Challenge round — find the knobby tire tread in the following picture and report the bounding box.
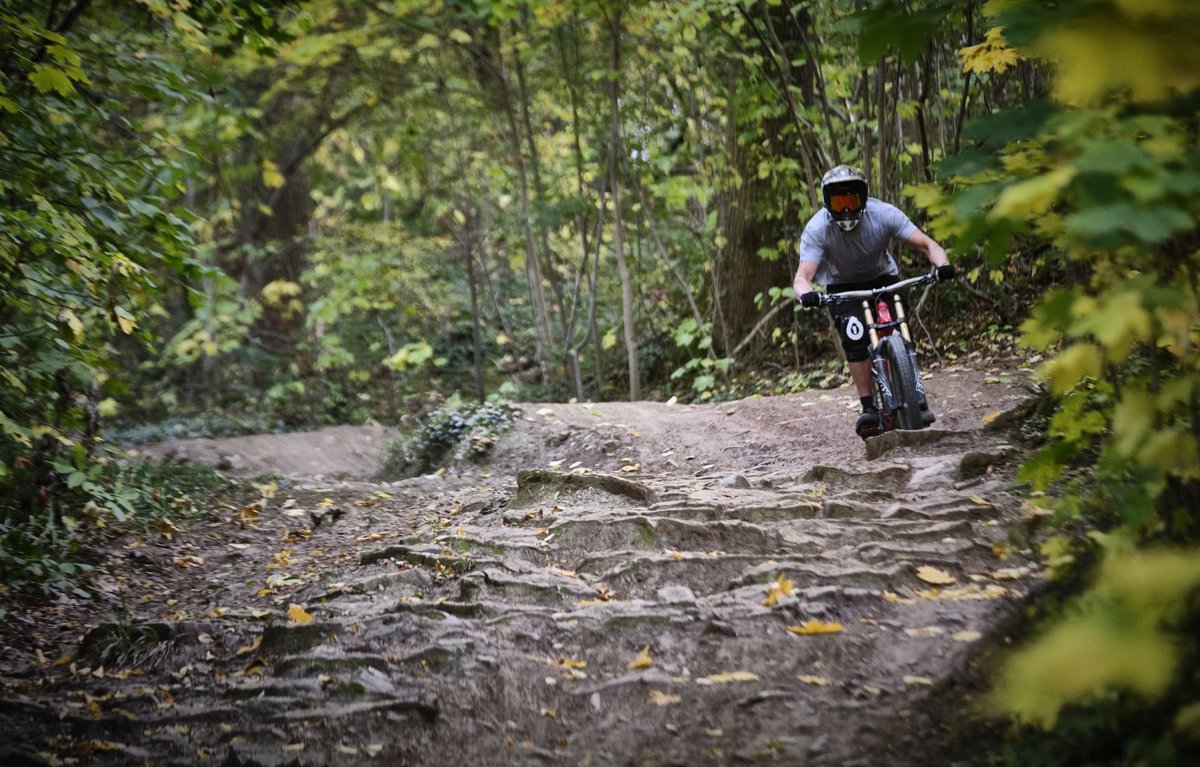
[880,336,923,430]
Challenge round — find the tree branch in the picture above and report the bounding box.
[732,296,795,358]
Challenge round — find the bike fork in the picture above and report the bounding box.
[864,299,897,414]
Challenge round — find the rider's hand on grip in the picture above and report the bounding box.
[800,291,822,308]
[935,263,956,282]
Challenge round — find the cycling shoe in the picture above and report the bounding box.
[855,410,881,440]
[921,408,936,426]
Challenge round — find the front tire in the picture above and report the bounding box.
[880,336,923,430]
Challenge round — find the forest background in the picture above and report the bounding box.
[2,0,1200,761]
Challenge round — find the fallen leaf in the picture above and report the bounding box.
[288,604,314,624]
[883,591,915,604]
[627,645,653,670]
[969,494,994,507]
[335,744,358,756]
[762,572,795,607]
[981,411,1002,425]
[648,690,681,705]
[788,620,843,636]
[989,567,1028,581]
[173,555,204,569]
[158,519,180,537]
[283,743,305,752]
[903,675,933,687]
[904,626,945,638]
[540,706,556,718]
[620,464,640,473]
[696,671,759,684]
[556,657,587,670]
[798,674,832,686]
[236,636,262,656]
[916,566,956,586]
[952,630,982,643]
[355,532,387,543]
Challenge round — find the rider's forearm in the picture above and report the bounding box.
[793,261,819,296]
[926,242,948,268]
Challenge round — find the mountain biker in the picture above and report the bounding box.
[793,165,955,439]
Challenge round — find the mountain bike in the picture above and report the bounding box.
[817,272,939,433]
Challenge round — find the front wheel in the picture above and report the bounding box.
[879,336,924,430]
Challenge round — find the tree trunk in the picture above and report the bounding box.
[608,7,639,400]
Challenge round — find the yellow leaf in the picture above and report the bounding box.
[903,675,934,687]
[355,532,387,543]
[173,555,204,569]
[627,645,653,670]
[953,630,983,643]
[116,314,136,335]
[416,33,439,50]
[969,495,994,507]
[696,671,759,685]
[556,657,587,670]
[262,159,285,189]
[991,166,1076,220]
[236,635,262,656]
[761,572,795,607]
[916,566,956,586]
[288,604,314,624]
[647,690,681,705]
[981,411,1002,425]
[798,674,832,686]
[60,308,85,340]
[958,27,1020,75]
[883,591,915,604]
[1044,343,1103,396]
[788,620,843,636]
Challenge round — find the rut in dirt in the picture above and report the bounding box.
[0,391,1040,766]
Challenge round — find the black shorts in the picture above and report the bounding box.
[826,274,906,362]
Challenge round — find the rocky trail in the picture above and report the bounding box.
[0,366,1042,765]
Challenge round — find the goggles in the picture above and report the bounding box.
[829,192,863,214]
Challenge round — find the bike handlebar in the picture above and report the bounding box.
[816,271,938,306]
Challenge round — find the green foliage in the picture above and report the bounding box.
[378,399,520,479]
[897,0,1200,755]
[0,455,233,597]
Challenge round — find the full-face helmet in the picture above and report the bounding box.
[821,165,868,232]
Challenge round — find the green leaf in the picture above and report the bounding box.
[28,64,75,96]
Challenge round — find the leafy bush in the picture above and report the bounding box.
[0,456,234,598]
[377,400,520,479]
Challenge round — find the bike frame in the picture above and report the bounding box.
[820,272,937,430]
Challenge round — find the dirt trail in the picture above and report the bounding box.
[0,366,1040,766]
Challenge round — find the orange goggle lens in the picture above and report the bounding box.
[830,192,862,214]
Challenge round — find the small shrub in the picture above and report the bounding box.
[378,400,519,479]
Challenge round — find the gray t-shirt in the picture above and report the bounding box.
[798,198,917,285]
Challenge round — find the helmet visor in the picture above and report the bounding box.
[829,191,863,215]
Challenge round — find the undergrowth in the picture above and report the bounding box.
[377,399,520,479]
[0,455,235,599]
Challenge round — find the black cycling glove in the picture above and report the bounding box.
[935,263,956,282]
[799,291,822,308]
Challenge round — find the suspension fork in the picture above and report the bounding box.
[863,299,896,412]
